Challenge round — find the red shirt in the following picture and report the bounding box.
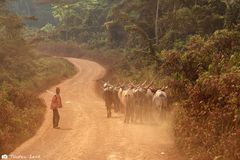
[51,94,62,110]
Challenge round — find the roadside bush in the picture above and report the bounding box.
[0,55,76,155]
[0,84,45,154]
[112,29,240,160]
[174,72,240,160]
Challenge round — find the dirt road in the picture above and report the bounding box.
[11,58,183,160]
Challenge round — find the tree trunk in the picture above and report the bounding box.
[155,0,160,45]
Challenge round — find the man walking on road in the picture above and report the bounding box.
[51,87,62,129]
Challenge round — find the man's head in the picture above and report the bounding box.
[56,87,60,94]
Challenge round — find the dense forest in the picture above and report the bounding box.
[1,0,240,159]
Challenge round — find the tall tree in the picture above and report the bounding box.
[155,0,160,45]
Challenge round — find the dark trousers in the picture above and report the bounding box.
[53,109,60,128]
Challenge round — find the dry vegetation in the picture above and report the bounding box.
[0,10,77,155]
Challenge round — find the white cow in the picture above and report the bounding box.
[152,89,168,120]
[118,86,135,123]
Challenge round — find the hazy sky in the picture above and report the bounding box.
[7,0,57,28]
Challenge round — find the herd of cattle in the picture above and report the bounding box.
[102,80,169,123]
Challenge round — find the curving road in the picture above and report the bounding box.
[11,58,183,160]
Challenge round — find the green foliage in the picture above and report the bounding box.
[50,0,119,47]
[224,0,240,28]
[109,0,226,47]
[40,23,55,33]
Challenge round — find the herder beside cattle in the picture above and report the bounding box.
[103,82,120,118]
[103,83,113,118]
[50,87,63,129]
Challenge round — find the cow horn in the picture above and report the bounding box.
[141,80,147,87]
[136,82,141,87]
[146,76,157,89]
[146,80,154,89]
